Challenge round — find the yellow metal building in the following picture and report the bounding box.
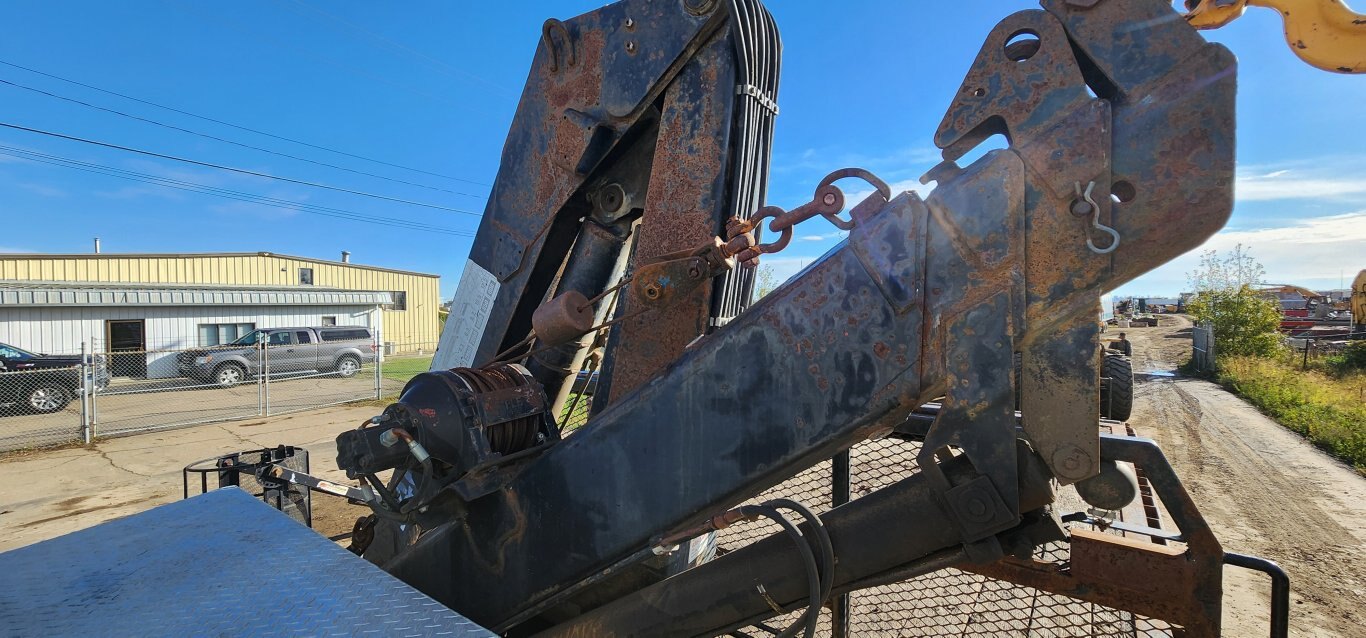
[0,252,440,376]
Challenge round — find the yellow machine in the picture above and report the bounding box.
[1353,269,1366,333]
[1185,0,1366,73]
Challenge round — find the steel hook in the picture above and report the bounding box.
[1077,181,1121,255]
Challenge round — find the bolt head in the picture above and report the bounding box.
[822,193,837,206]
[1071,200,1094,217]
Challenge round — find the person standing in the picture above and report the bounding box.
[1111,332,1132,356]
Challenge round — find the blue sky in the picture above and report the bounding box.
[0,1,1362,300]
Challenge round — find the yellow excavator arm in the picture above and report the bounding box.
[1353,269,1366,328]
[1184,0,1366,73]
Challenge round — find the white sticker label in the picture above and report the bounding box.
[432,259,500,371]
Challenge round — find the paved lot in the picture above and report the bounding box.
[0,370,408,452]
[0,403,374,553]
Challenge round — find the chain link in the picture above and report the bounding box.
[727,167,891,260]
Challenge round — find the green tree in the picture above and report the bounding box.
[1185,245,1281,358]
[753,264,778,300]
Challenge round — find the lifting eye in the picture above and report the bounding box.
[1004,30,1041,62]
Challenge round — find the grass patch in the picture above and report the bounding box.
[560,392,592,433]
[1216,354,1366,474]
[382,355,433,383]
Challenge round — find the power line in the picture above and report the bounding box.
[0,76,484,199]
[0,58,489,187]
[163,0,498,118]
[0,121,483,216]
[278,0,514,97]
[0,144,459,231]
[0,145,469,235]
[0,144,474,236]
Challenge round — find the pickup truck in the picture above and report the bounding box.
[177,327,377,388]
[0,342,110,415]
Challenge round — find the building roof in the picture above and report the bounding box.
[0,280,394,308]
[0,251,439,278]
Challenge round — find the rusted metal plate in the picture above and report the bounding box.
[600,30,737,404]
[471,384,545,429]
[448,0,727,366]
[965,529,1219,636]
[935,10,1091,162]
[1019,308,1102,484]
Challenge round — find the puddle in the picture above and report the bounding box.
[1138,370,1176,378]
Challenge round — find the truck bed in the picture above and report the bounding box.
[0,487,491,637]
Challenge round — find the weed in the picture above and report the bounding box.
[1217,355,1366,474]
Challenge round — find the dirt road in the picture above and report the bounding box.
[1124,316,1366,637]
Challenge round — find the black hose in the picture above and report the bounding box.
[763,498,834,638]
[739,504,821,638]
[765,498,835,606]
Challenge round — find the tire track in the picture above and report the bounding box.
[1126,316,1366,637]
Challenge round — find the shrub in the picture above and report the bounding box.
[1325,341,1366,374]
[1185,284,1282,358]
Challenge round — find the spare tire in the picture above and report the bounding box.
[1100,353,1134,421]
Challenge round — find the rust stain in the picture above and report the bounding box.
[873,341,890,359]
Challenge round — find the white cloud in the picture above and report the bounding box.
[756,255,828,287]
[17,183,66,198]
[763,208,1365,303]
[800,231,847,242]
[1235,165,1366,202]
[1114,211,1366,297]
[834,177,936,212]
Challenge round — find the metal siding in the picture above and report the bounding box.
[0,254,440,346]
[0,304,378,378]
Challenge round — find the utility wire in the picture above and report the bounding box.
[0,143,460,231]
[0,58,488,187]
[278,0,514,97]
[1,147,469,237]
[0,76,484,199]
[0,121,482,216]
[162,0,495,117]
[0,145,474,236]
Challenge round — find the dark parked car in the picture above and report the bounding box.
[0,343,109,415]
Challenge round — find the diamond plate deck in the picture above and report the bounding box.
[0,488,491,637]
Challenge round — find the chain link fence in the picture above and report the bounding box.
[560,381,1176,636]
[0,335,439,453]
[0,365,90,450]
[715,437,1176,637]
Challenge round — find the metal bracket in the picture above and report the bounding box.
[470,384,547,429]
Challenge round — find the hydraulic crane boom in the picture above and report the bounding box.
[332,1,1266,635]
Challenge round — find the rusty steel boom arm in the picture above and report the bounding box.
[330,1,1285,636]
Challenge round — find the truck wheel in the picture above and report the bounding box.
[215,363,247,388]
[1100,354,1133,421]
[27,384,70,413]
[335,356,361,378]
